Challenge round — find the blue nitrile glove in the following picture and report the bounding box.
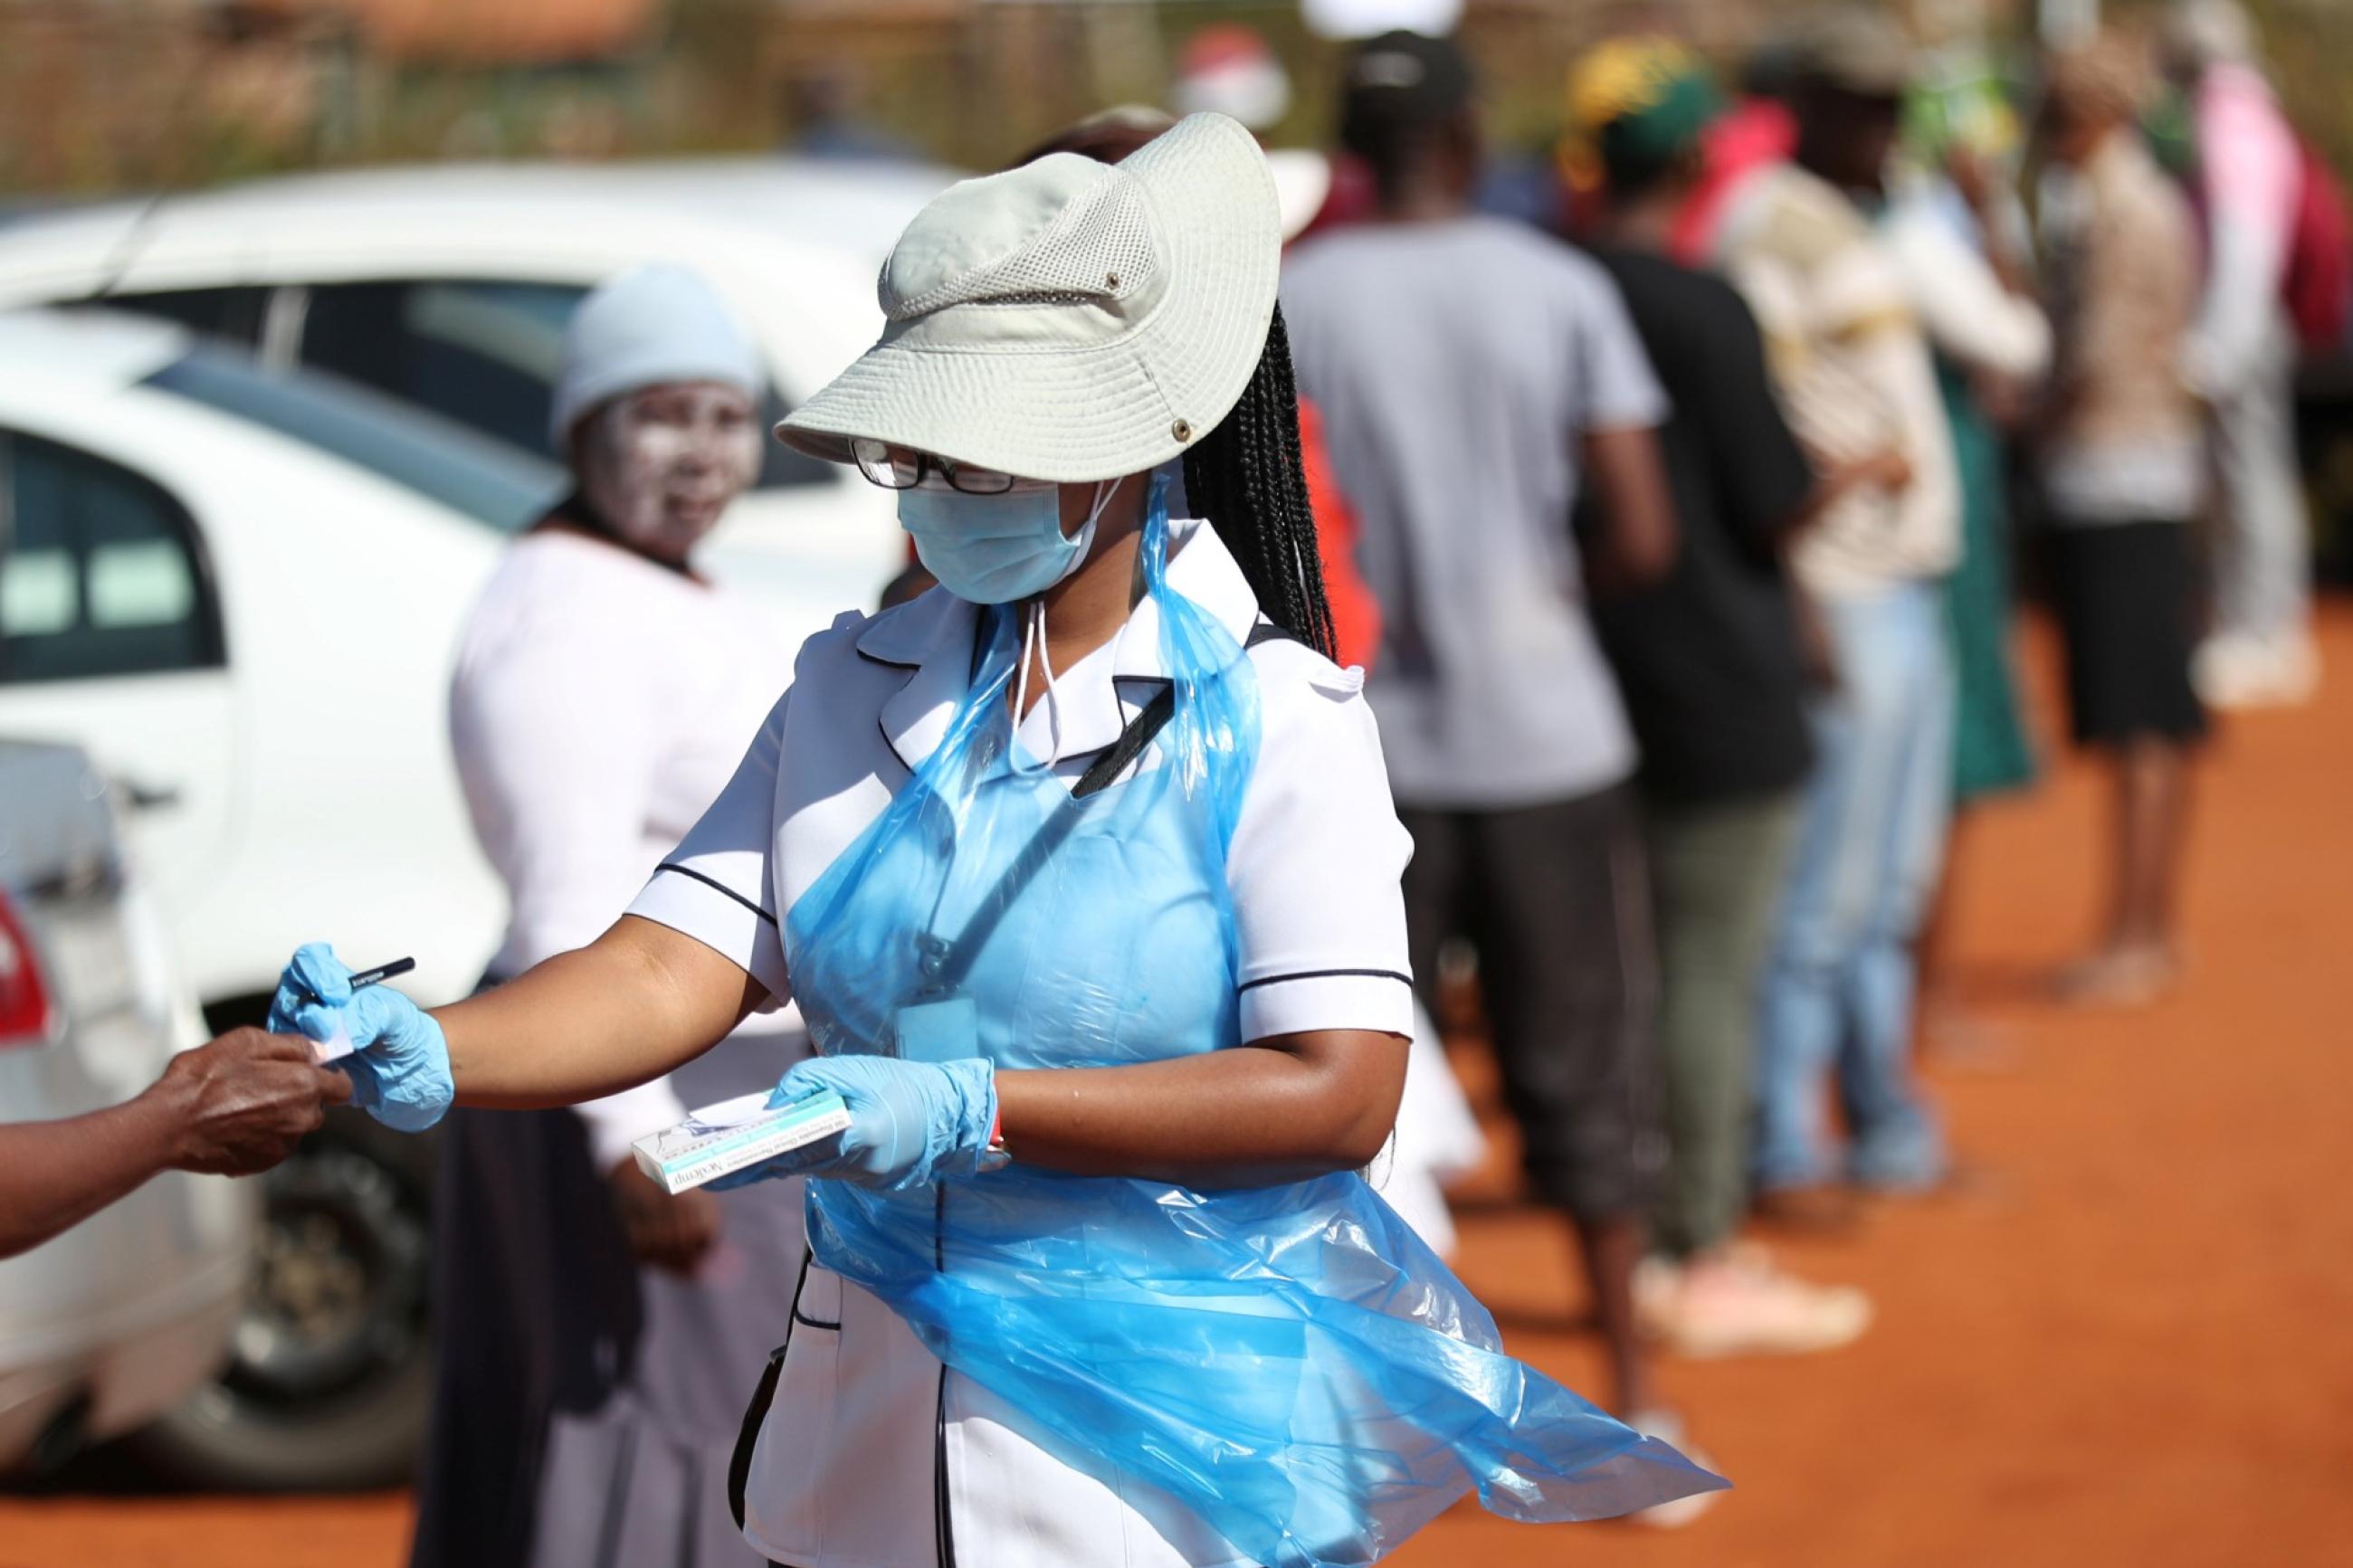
[710,1055,998,1193]
[267,943,453,1134]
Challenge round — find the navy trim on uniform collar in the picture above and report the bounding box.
[853,583,970,670]
[864,522,1262,779]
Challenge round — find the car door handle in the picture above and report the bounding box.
[116,775,183,813]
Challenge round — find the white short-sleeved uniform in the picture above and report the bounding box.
[625,520,1415,1568]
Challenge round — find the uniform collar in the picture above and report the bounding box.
[856,518,1262,776]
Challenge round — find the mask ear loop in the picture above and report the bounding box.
[1012,478,1120,776]
[1010,598,1062,775]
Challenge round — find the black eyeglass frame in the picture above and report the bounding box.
[849,437,1019,496]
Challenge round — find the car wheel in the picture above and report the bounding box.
[132,1107,437,1491]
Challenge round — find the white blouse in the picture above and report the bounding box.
[450,528,799,1169]
[625,520,1416,1568]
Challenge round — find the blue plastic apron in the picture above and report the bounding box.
[781,480,1722,1566]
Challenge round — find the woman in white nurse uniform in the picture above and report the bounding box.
[270,114,1719,1568]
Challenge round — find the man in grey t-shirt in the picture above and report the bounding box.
[1284,189,1668,809]
[1282,31,1685,1449]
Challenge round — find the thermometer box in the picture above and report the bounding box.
[631,1089,852,1195]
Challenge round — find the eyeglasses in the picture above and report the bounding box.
[851,438,1019,495]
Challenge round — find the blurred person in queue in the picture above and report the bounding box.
[2034,38,2209,1006]
[1561,36,1872,1362]
[1280,30,1697,1477]
[413,265,807,1568]
[1878,57,2052,1051]
[1879,73,2050,807]
[262,115,1718,1568]
[2163,0,2320,708]
[1710,12,1962,1216]
[2,1030,347,1260]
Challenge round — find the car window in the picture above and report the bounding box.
[143,347,564,535]
[300,280,577,458]
[100,285,271,347]
[0,432,225,684]
[754,387,839,491]
[295,279,834,491]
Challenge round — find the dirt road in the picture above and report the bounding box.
[6,612,2349,1568]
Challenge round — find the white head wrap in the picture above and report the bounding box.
[548,264,763,444]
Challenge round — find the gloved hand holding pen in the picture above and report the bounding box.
[268,943,454,1133]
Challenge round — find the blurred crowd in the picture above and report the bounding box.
[1121,0,2334,1527]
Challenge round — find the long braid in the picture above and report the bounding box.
[1183,305,1338,661]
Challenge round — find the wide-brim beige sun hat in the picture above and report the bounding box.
[776,111,1281,484]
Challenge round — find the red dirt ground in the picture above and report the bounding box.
[5,610,2349,1568]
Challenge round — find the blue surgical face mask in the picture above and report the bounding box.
[899,481,1109,605]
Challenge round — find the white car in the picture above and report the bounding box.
[0,157,952,628]
[0,309,557,1014]
[0,737,247,1475]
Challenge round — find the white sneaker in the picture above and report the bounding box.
[1624,1408,1723,1529]
[1633,1254,1682,1337]
[1644,1247,1872,1359]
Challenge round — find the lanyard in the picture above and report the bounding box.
[909,681,1178,1004]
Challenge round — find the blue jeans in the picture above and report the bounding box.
[1754,583,1954,1191]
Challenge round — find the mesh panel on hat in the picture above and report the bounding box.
[889,178,1162,318]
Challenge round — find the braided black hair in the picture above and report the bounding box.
[1182,305,1338,662]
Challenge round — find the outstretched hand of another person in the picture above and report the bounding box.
[269,943,453,1133]
[710,1054,999,1193]
[157,1028,354,1175]
[608,1158,725,1275]
[0,1029,350,1259]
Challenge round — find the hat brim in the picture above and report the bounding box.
[775,112,1282,484]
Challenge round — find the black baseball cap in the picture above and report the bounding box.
[1338,31,1475,157]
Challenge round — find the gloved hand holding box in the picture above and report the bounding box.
[633,1089,852,1194]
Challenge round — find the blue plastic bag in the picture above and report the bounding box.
[783,477,1723,1564]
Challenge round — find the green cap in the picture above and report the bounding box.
[1561,36,1723,191]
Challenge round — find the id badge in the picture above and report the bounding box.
[896,994,979,1063]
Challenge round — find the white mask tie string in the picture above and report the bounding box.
[1010,595,1066,775]
[1008,478,1119,774]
